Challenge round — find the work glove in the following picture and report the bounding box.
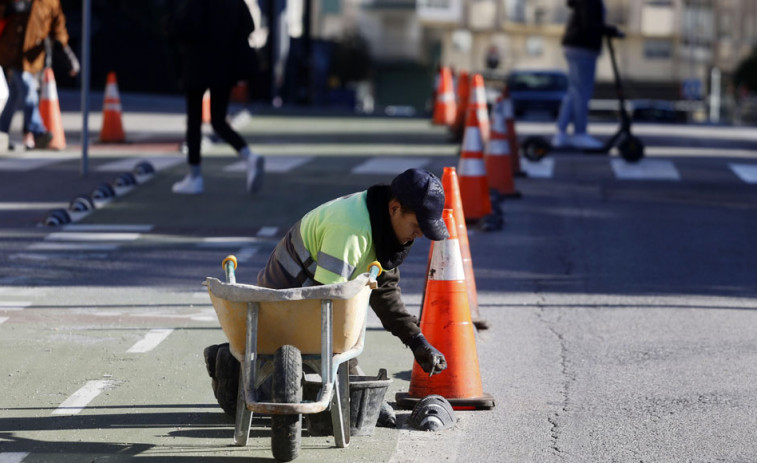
[409,333,447,376]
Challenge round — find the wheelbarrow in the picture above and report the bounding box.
[204,255,382,462]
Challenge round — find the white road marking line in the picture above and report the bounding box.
[0,301,32,311]
[0,452,30,463]
[0,201,68,211]
[230,109,252,129]
[62,224,154,232]
[521,158,555,178]
[235,246,258,263]
[127,328,174,353]
[197,237,260,248]
[611,158,680,180]
[223,155,312,173]
[0,288,45,296]
[0,317,9,325]
[26,242,120,251]
[351,157,430,174]
[52,380,115,415]
[645,146,757,158]
[729,163,757,183]
[0,157,71,171]
[95,156,184,172]
[257,227,278,237]
[44,232,142,241]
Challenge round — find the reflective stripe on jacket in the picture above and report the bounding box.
[257,191,377,288]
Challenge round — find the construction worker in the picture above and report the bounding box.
[204,168,450,427]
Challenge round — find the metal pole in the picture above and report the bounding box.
[709,66,721,124]
[80,0,91,176]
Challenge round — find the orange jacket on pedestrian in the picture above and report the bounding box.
[0,0,71,73]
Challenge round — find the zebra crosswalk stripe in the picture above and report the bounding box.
[351,157,430,174]
[611,159,680,180]
[729,163,757,183]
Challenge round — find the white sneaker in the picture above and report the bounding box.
[172,174,204,194]
[552,132,570,148]
[246,154,265,193]
[570,133,604,150]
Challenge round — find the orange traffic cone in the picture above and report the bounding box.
[202,89,211,124]
[464,74,490,144]
[485,96,521,198]
[396,209,495,410]
[230,81,249,103]
[442,167,489,330]
[501,85,525,176]
[450,70,469,140]
[432,67,456,126]
[457,102,492,222]
[100,72,125,143]
[39,68,65,150]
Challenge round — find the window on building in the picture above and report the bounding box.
[321,0,340,14]
[526,36,543,57]
[505,0,526,23]
[644,39,673,59]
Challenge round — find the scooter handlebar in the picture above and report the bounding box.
[605,25,625,39]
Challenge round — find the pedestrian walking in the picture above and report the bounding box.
[167,0,263,195]
[553,0,622,150]
[0,0,79,150]
[203,169,450,427]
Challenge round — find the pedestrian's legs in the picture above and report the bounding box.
[208,85,246,152]
[0,69,23,134]
[21,71,47,136]
[185,87,204,170]
[554,49,579,145]
[172,88,205,194]
[566,48,598,136]
[208,85,264,193]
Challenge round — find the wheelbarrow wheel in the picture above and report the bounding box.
[271,345,302,462]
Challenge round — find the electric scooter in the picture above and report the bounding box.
[520,33,645,163]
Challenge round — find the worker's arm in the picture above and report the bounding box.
[368,267,420,345]
[369,268,447,375]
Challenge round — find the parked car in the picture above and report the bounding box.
[506,69,568,119]
[629,99,679,123]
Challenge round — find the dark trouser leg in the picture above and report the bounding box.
[209,85,247,152]
[185,88,204,167]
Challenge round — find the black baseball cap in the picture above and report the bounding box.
[390,169,449,241]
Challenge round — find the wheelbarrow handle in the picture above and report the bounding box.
[222,255,238,284]
[367,261,382,281]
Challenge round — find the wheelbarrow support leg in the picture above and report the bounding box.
[234,301,259,446]
[331,361,350,448]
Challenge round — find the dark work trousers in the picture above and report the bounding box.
[185,86,247,166]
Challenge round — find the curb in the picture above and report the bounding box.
[40,160,156,227]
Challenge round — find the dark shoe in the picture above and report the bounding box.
[33,132,53,150]
[376,401,396,428]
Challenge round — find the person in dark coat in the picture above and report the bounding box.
[553,0,621,150]
[168,0,263,195]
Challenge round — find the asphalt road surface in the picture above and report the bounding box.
[1,112,756,462]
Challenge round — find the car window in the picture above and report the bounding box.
[508,73,567,91]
